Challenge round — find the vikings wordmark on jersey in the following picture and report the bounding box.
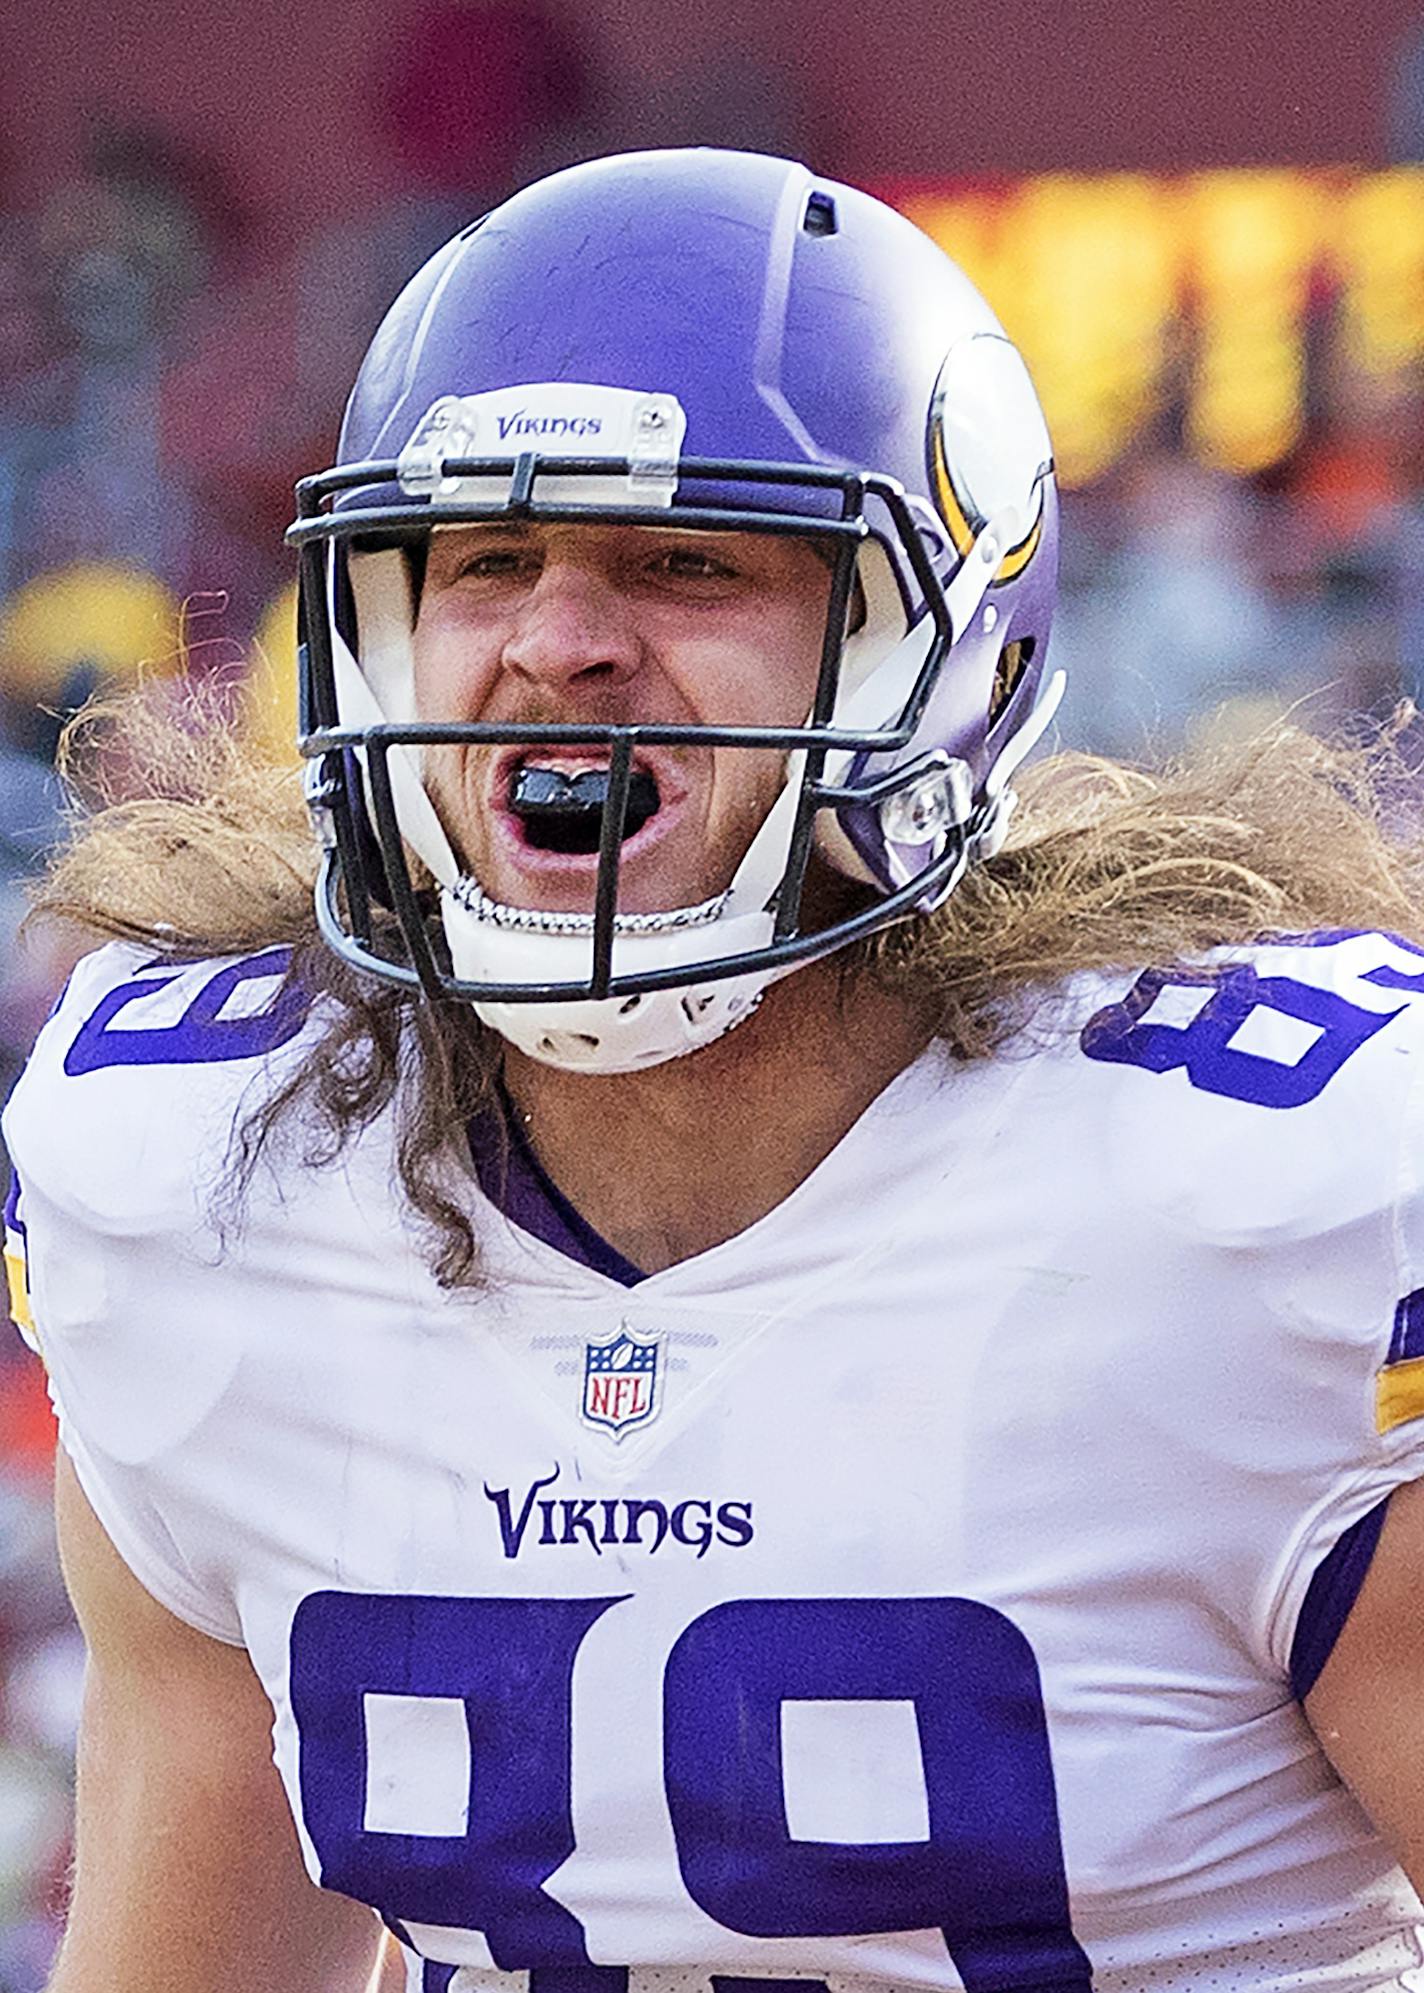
[10,930,1424,1991]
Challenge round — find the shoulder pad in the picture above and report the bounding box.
[4,941,314,1238]
[1070,929,1424,1245]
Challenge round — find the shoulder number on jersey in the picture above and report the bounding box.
[1081,932,1424,1108]
[63,949,309,1075]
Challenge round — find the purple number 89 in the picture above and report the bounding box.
[287,1590,1092,1992]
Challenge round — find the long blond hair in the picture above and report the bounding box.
[32,681,1424,1283]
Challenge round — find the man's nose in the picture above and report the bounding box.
[499,560,643,692]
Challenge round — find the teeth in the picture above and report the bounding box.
[520,756,616,777]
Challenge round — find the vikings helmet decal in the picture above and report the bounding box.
[926,336,1054,587]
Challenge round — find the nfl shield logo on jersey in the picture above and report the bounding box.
[582,1326,661,1435]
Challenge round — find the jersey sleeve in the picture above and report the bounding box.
[1078,930,1424,1682]
[1273,943,1424,1675]
[2,941,312,1647]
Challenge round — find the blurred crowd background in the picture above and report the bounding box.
[4,0,1424,1980]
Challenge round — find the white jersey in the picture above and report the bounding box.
[9,930,1424,1993]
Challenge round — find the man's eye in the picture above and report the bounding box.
[456,549,528,580]
[653,548,734,581]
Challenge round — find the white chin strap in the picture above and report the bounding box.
[445,763,810,1074]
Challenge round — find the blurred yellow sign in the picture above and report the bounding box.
[893,168,1424,486]
[0,562,181,703]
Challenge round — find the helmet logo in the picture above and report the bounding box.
[927,335,1053,584]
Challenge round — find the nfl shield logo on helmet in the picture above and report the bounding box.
[582,1326,661,1436]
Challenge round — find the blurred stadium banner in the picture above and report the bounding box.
[0,564,182,705]
[10,165,1424,754]
[883,167,1424,486]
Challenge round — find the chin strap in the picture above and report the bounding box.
[442,755,815,1072]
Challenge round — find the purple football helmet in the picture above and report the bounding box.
[290,147,1060,1072]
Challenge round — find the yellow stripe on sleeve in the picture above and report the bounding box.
[1376,1355,1424,1434]
[3,1229,40,1358]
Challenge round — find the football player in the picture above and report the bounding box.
[9,147,1424,1992]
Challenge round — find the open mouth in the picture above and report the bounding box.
[507,759,662,854]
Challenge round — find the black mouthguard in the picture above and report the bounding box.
[509,766,661,854]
